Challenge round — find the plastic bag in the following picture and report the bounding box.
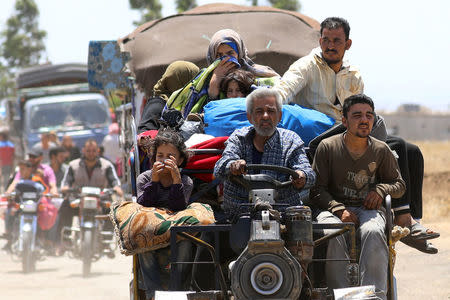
[179,121,204,141]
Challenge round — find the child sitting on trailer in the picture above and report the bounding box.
[136,129,193,299]
[219,69,255,99]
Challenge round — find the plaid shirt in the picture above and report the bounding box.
[214,126,316,218]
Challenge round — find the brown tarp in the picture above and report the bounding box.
[120,3,320,96]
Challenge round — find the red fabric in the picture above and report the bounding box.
[135,130,158,170]
[0,146,14,166]
[138,130,158,139]
[189,136,228,150]
[185,136,228,182]
[116,157,123,177]
[37,197,58,231]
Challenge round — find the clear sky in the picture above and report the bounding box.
[1,0,449,112]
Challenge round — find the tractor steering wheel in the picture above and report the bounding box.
[230,164,299,191]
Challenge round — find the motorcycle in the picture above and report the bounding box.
[4,180,58,273]
[62,186,116,277]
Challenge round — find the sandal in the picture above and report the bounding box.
[401,237,438,254]
[409,222,440,240]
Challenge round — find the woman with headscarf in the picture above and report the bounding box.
[138,61,200,133]
[166,29,279,117]
[206,28,278,99]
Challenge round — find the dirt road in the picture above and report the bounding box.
[0,225,132,300]
[394,221,450,300]
[0,220,448,300]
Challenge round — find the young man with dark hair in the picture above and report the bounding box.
[312,94,405,299]
[8,149,58,196]
[273,16,439,253]
[61,139,123,196]
[49,147,68,187]
[31,132,57,164]
[320,17,350,40]
[61,135,81,163]
[274,16,360,121]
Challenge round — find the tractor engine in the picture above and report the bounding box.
[230,209,304,299]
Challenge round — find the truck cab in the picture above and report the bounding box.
[22,92,110,152]
[12,63,112,156]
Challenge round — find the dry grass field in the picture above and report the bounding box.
[414,140,450,221]
[395,140,449,299]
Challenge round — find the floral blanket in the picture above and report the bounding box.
[110,201,215,256]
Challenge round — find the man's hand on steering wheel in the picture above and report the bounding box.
[230,160,247,176]
[292,170,306,189]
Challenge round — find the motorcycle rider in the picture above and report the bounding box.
[2,160,34,251]
[49,146,69,187]
[61,139,123,195]
[3,159,57,252]
[9,149,58,195]
[58,139,123,252]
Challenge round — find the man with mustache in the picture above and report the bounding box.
[214,88,316,220]
[274,17,439,254]
[56,139,123,254]
[312,94,406,299]
[61,139,123,196]
[274,17,361,122]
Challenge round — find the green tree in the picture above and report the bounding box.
[248,0,259,5]
[129,0,162,26]
[176,0,197,13]
[0,0,47,98]
[0,65,15,98]
[268,0,301,11]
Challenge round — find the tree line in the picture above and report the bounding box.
[0,0,301,98]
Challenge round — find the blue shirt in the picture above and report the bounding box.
[214,126,316,219]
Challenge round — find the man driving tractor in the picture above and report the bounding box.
[214,88,316,220]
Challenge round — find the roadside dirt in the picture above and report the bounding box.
[1,146,448,299]
[395,169,450,299]
[0,228,132,299]
[394,221,450,300]
[0,218,448,299]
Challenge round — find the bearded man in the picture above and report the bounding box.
[56,139,123,254]
[61,139,122,196]
[214,88,316,220]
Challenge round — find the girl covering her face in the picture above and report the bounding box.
[137,129,193,212]
[134,129,195,299]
